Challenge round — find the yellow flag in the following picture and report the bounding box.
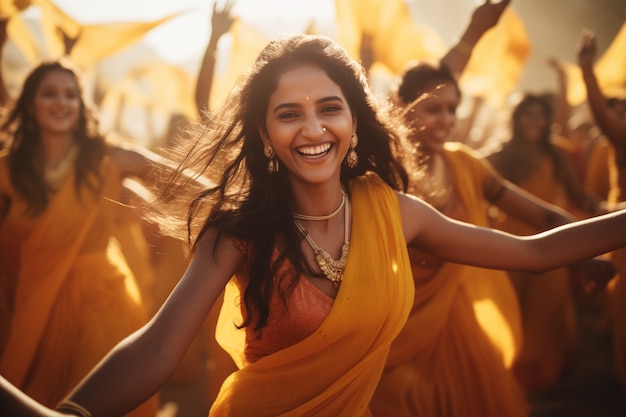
[209,18,267,111]
[335,0,447,74]
[0,0,31,17]
[459,8,531,107]
[3,0,41,63]
[69,13,181,69]
[35,0,80,58]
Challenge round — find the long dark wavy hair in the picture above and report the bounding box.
[489,94,562,184]
[0,59,106,216]
[153,34,416,331]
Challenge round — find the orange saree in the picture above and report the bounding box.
[211,174,415,416]
[491,153,577,392]
[370,143,527,417]
[0,155,157,416]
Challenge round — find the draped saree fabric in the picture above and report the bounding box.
[370,142,527,417]
[609,165,626,397]
[0,154,157,416]
[211,173,415,416]
[490,148,577,391]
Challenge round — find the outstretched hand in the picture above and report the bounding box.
[211,0,235,40]
[577,29,597,69]
[469,0,511,35]
[570,257,617,295]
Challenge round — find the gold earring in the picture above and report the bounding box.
[345,133,358,168]
[264,143,279,173]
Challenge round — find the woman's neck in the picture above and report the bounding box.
[41,133,76,169]
[290,181,345,222]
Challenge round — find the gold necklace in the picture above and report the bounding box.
[292,190,347,221]
[293,195,350,289]
[44,144,78,192]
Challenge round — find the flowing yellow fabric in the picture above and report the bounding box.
[68,14,182,69]
[490,155,577,391]
[36,0,81,57]
[211,174,414,416]
[459,8,531,108]
[443,143,523,367]
[0,154,157,416]
[2,0,41,63]
[584,136,616,200]
[370,142,527,417]
[334,0,446,72]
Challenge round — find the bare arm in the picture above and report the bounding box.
[490,179,575,229]
[110,142,212,189]
[195,0,234,120]
[62,229,242,416]
[440,0,510,80]
[1,375,62,417]
[547,57,572,137]
[399,191,626,273]
[577,29,626,151]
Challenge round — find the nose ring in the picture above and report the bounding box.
[322,127,326,132]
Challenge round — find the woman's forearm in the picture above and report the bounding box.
[1,375,59,417]
[63,327,179,417]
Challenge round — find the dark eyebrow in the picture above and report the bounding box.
[272,96,344,114]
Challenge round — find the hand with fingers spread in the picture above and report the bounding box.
[469,0,512,37]
[577,29,598,69]
[211,0,235,41]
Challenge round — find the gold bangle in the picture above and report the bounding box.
[56,400,93,417]
[453,39,473,57]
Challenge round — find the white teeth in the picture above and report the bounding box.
[298,143,332,157]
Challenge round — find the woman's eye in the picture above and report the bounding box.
[277,111,298,120]
[322,105,341,113]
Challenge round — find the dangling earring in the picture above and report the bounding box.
[345,132,358,168]
[264,143,279,173]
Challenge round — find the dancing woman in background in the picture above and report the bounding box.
[0,59,165,416]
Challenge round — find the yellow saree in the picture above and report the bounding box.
[370,143,527,416]
[0,155,157,415]
[490,153,577,392]
[211,174,414,416]
[609,163,626,397]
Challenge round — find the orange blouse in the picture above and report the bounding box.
[244,255,333,363]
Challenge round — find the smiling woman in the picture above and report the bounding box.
[3,33,626,417]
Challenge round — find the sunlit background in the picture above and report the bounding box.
[2,0,625,149]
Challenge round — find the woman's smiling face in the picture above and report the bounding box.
[32,69,81,138]
[262,63,356,187]
[405,82,459,154]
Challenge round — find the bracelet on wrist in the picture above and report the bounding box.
[56,400,93,417]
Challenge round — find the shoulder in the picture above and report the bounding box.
[349,172,396,200]
[444,141,484,162]
[444,141,494,174]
